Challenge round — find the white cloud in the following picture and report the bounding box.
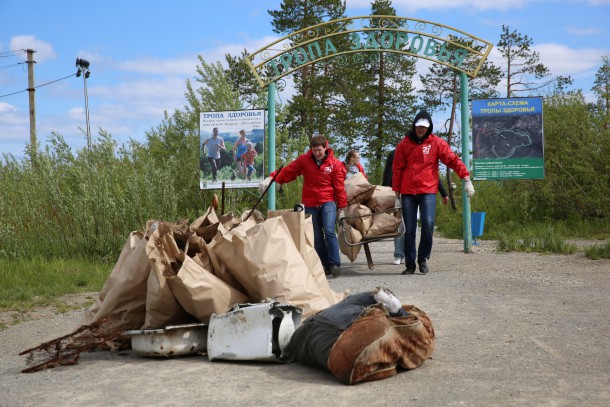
[0,102,23,131]
[565,26,604,36]
[534,43,607,77]
[118,56,198,76]
[9,36,56,63]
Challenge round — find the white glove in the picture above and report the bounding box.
[258,176,273,195]
[464,179,475,198]
[337,209,346,222]
[394,197,402,209]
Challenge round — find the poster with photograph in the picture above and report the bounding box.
[199,110,265,190]
[471,97,544,180]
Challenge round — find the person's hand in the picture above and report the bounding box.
[337,208,346,222]
[442,196,449,205]
[394,197,402,210]
[258,177,273,194]
[464,179,475,198]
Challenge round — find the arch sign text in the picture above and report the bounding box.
[246,16,493,87]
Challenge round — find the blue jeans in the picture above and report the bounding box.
[394,220,405,258]
[305,202,340,271]
[401,194,436,268]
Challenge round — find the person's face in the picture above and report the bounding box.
[349,153,360,165]
[212,128,218,137]
[240,131,246,138]
[311,145,326,160]
[415,126,428,139]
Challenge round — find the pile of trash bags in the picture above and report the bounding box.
[340,172,402,261]
[69,206,435,385]
[80,207,344,330]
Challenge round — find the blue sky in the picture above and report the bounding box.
[1,0,609,159]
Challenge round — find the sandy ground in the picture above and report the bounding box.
[1,235,609,407]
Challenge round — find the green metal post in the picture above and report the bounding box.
[267,82,276,211]
[460,72,472,253]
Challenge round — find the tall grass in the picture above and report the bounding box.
[0,133,185,261]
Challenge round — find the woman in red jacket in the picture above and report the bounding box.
[259,135,348,278]
[392,111,475,275]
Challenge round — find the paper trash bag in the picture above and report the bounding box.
[79,231,150,327]
[212,217,334,318]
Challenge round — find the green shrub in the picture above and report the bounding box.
[584,242,610,260]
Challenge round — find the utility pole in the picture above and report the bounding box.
[26,49,37,157]
[75,58,91,149]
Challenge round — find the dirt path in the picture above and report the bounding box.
[1,236,609,407]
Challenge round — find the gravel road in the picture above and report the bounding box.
[1,235,609,407]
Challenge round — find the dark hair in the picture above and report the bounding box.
[310,134,327,148]
[345,149,359,163]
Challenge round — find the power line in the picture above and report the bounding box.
[0,62,24,70]
[0,49,25,58]
[0,72,76,98]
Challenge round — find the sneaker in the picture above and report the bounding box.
[373,287,402,314]
[392,257,403,265]
[418,259,429,274]
[230,171,236,181]
[331,265,341,277]
[402,266,416,275]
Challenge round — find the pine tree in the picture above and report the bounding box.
[341,0,418,182]
[268,0,347,139]
[497,25,572,97]
[591,55,610,118]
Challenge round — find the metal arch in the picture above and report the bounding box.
[245,15,494,87]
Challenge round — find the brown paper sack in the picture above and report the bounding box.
[213,217,334,318]
[344,172,376,204]
[165,256,249,323]
[365,185,396,213]
[268,211,344,305]
[345,203,372,235]
[338,221,363,262]
[365,212,402,238]
[144,223,194,328]
[205,226,251,294]
[192,207,227,243]
[79,231,150,327]
[190,206,219,229]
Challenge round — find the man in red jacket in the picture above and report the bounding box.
[259,135,348,278]
[392,111,475,275]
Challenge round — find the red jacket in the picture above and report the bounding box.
[392,134,469,195]
[271,148,348,208]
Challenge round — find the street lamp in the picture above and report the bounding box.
[75,58,91,149]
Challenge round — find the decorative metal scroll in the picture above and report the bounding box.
[246,16,493,87]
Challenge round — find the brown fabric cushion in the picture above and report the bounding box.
[327,305,435,385]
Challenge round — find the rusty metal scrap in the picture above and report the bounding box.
[19,311,137,373]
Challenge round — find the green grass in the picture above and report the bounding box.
[584,242,610,260]
[496,228,577,254]
[0,258,110,311]
[435,204,608,255]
